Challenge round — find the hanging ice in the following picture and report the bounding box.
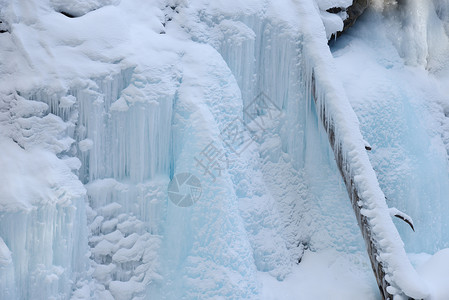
[0,0,449,299]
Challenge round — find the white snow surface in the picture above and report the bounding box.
[416,249,449,300]
[0,0,448,299]
[50,0,120,17]
[316,0,353,10]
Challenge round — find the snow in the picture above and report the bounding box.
[59,95,76,108]
[259,250,378,300]
[315,0,353,39]
[317,0,353,10]
[333,0,449,252]
[79,138,93,152]
[332,2,449,299]
[416,248,449,300]
[320,10,344,39]
[1,0,449,299]
[0,137,83,211]
[50,0,120,17]
[297,0,431,298]
[98,202,122,218]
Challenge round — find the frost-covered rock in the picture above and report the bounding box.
[342,0,369,33]
[320,0,369,39]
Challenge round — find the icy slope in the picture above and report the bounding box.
[332,2,449,298]
[333,3,449,256]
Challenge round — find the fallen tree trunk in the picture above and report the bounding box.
[312,73,391,299]
[311,73,408,300]
[296,2,429,298]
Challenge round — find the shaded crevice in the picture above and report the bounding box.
[0,20,9,33]
[59,11,77,18]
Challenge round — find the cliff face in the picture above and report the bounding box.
[343,0,370,31]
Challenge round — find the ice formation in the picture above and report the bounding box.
[0,0,449,299]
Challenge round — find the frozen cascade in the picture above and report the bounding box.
[73,68,174,299]
[0,92,89,299]
[0,0,381,298]
[186,1,369,260]
[182,1,380,296]
[0,1,372,298]
[332,0,449,262]
[2,0,449,299]
[74,67,174,184]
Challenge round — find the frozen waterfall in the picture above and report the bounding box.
[1,0,449,299]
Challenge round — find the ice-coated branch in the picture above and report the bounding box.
[363,139,372,151]
[390,207,415,232]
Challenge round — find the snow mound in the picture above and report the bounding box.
[50,0,120,17]
[0,137,85,211]
[417,249,449,300]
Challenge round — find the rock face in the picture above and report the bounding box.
[343,0,369,32]
[327,0,370,38]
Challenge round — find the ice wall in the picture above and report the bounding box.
[183,0,372,277]
[379,0,449,70]
[0,92,89,299]
[1,0,436,299]
[69,1,380,298]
